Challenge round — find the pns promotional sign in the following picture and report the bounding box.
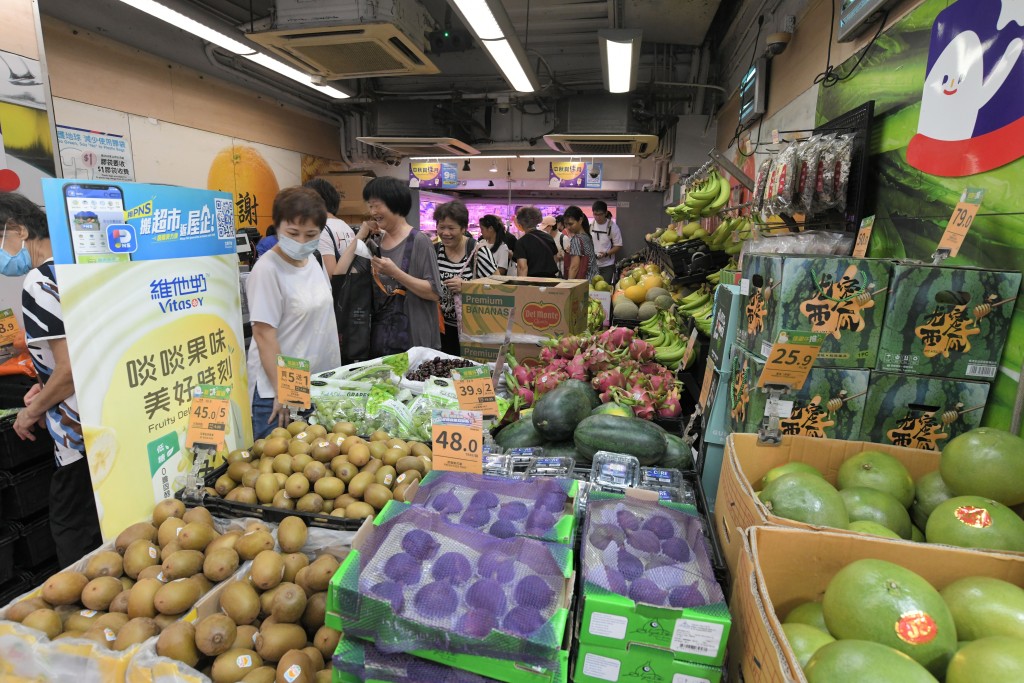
[43,180,237,264]
[409,161,458,188]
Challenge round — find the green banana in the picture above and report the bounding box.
[706,172,732,213]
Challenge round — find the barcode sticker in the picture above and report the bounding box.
[674,676,711,683]
[589,611,628,640]
[740,278,750,295]
[671,619,724,657]
[582,653,622,681]
[761,340,774,358]
[966,362,997,378]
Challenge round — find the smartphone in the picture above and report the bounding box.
[62,183,129,263]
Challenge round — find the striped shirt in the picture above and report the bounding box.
[21,260,85,464]
[568,232,600,280]
[436,239,498,323]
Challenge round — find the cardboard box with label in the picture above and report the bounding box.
[876,263,1020,380]
[459,338,545,366]
[574,642,722,683]
[714,433,942,574]
[737,255,891,368]
[700,442,725,514]
[860,371,990,450]
[461,276,590,343]
[590,289,612,327]
[702,366,731,447]
[708,284,741,371]
[728,344,870,441]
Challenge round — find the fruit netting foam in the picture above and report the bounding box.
[583,498,724,609]
[410,472,572,542]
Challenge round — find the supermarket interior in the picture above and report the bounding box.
[2,0,1024,682]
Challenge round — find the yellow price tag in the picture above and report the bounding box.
[937,188,984,258]
[185,385,230,450]
[431,410,483,474]
[276,355,311,409]
[853,215,874,258]
[757,331,824,391]
[452,366,497,416]
[698,359,715,413]
[0,309,20,347]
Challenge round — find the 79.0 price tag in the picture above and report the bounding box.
[0,309,20,347]
[451,365,497,416]
[431,409,483,474]
[937,187,984,258]
[757,330,824,391]
[276,355,311,409]
[186,384,231,449]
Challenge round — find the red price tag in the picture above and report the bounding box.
[938,188,984,258]
[185,385,231,449]
[452,366,497,416]
[276,355,311,409]
[0,309,20,347]
[431,410,483,474]
[853,215,874,258]
[757,331,824,391]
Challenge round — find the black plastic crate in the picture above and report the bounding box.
[0,527,16,584]
[0,574,29,608]
[13,513,56,570]
[18,560,60,592]
[0,460,55,521]
[0,414,54,471]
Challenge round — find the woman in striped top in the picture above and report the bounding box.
[563,205,599,281]
[435,200,497,356]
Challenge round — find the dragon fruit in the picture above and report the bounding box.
[592,368,627,394]
[565,357,588,382]
[599,327,634,350]
[657,389,683,418]
[627,339,656,362]
[534,370,567,396]
[539,346,558,363]
[582,347,614,373]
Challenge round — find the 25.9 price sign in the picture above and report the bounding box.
[0,309,21,347]
[186,384,231,449]
[431,409,483,474]
[757,330,824,391]
[276,355,311,409]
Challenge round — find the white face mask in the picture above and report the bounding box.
[277,234,319,260]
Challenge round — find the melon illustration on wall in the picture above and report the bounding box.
[207,144,280,234]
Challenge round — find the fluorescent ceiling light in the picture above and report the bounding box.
[409,155,516,160]
[244,53,349,99]
[599,29,642,94]
[450,0,504,40]
[482,39,535,93]
[526,154,637,159]
[489,162,498,173]
[118,0,254,54]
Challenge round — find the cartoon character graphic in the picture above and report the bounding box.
[625,661,662,681]
[799,265,877,340]
[745,279,772,336]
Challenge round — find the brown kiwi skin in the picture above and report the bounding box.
[212,648,263,683]
[156,620,200,667]
[276,650,314,682]
[195,613,238,656]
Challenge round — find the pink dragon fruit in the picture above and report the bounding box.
[646,374,673,396]
[565,358,588,382]
[583,347,614,373]
[516,386,535,407]
[599,327,635,350]
[657,390,683,418]
[511,365,532,388]
[535,370,568,397]
[539,347,558,363]
[591,368,627,394]
[627,339,656,362]
[555,336,583,359]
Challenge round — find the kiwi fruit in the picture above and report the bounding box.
[301,593,327,633]
[240,666,277,683]
[286,421,308,436]
[363,483,393,511]
[259,584,283,616]
[303,461,327,483]
[368,430,389,442]
[309,443,337,465]
[195,613,238,656]
[277,517,308,554]
[344,502,374,520]
[155,620,200,666]
[80,626,117,648]
[227,460,253,482]
[93,612,130,631]
[81,576,124,611]
[333,422,356,436]
[313,477,344,500]
[283,473,309,499]
[409,442,432,459]
[346,443,370,467]
[84,551,124,580]
[347,472,373,499]
[254,623,306,662]
[178,522,218,552]
[207,530,242,554]
[136,564,166,582]
[333,461,357,484]
[295,493,324,513]
[314,670,332,683]
[367,441,388,460]
[288,442,312,459]
[251,551,286,591]
[304,556,339,592]
[191,573,214,595]
[395,469,421,486]
[220,580,261,625]
[381,449,403,467]
[228,448,254,464]
[395,456,424,475]
[360,459,383,477]
[153,612,181,630]
[374,466,397,488]
[115,522,158,553]
[242,469,262,489]
[392,480,415,503]
[270,582,307,623]
[108,590,131,614]
[290,454,313,473]
[153,578,202,615]
[271,491,295,510]
[160,540,182,563]
[257,458,275,475]
[247,521,271,534]
[42,571,89,605]
[275,650,314,683]
[5,597,49,623]
[23,608,63,638]
[313,625,342,659]
[279,553,308,585]
[263,437,289,458]
[301,645,325,671]
[232,624,260,650]
[181,506,214,527]
[203,548,240,582]
[214,474,237,497]
[332,494,355,510]
[114,617,160,650]
[163,549,204,580]
[319,498,334,514]
[212,648,263,683]
[227,487,259,505]
[252,474,278,504]
[127,578,162,619]
[235,531,275,561]
[272,453,293,476]
[65,608,105,633]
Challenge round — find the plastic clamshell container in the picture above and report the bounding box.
[590,452,641,491]
[641,467,684,489]
[527,457,575,478]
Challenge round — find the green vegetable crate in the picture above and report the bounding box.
[574,641,722,683]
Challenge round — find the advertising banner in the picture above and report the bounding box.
[42,179,251,539]
[56,124,135,182]
[585,161,603,189]
[549,160,587,188]
[409,160,458,188]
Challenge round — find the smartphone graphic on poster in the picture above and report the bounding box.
[63,183,131,263]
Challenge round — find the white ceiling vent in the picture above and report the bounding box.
[543,134,660,157]
[356,137,480,157]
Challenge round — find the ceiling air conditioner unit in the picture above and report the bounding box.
[357,102,479,157]
[247,0,440,79]
[544,95,659,157]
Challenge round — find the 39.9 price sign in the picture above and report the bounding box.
[451,365,497,416]
[276,355,311,409]
[0,309,21,347]
[186,384,231,449]
[431,409,483,474]
[757,330,824,391]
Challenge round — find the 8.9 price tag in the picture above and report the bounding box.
[853,215,874,258]
[276,355,311,409]
[452,365,497,416]
[0,309,20,347]
[757,330,824,391]
[937,188,984,258]
[186,384,231,449]
[431,409,483,474]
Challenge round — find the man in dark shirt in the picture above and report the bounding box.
[512,206,559,278]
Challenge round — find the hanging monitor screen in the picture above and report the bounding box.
[738,58,768,128]
[838,0,897,42]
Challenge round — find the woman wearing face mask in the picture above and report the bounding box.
[246,187,340,440]
[0,192,102,567]
[563,205,599,281]
[434,200,497,356]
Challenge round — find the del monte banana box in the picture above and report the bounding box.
[461,276,589,342]
[737,254,890,368]
[876,263,1020,381]
[728,344,869,441]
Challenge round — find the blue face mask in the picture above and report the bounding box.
[0,227,31,277]
[277,234,320,261]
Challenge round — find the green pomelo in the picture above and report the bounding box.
[822,559,957,676]
[946,636,1024,683]
[940,428,1024,506]
[757,462,825,491]
[783,601,830,634]
[837,450,915,508]
[781,623,835,671]
[840,487,913,539]
[760,472,849,530]
[940,576,1024,641]
[911,525,926,542]
[911,471,955,531]
[848,520,902,539]
[805,640,939,683]
[925,496,1024,552]
[645,287,670,302]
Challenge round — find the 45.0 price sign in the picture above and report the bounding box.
[431,409,483,474]
[186,384,231,449]
[757,330,825,391]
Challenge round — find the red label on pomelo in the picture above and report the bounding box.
[895,611,938,645]
[954,505,992,528]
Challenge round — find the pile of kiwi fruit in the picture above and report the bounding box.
[154,515,343,683]
[204,420,434,519]
[1,501,241,651]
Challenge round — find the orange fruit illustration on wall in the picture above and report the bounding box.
[207,145,279,234]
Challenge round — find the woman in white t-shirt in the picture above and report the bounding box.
[479,214,515,276]
[246,187,341,439]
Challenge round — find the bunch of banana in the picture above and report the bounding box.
[676,285,714,326]
[666,170,732,222]
[638,310,693,370]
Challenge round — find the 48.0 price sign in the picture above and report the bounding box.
[431,409,483,474]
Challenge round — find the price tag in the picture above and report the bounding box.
[276,355,311,409]
[697,359,715,413]
[185,384,231,449]
[452,366,497,416]
[0,309,20,346]
[853,215,874,258]
[937,188,984,258]
[431,410,483,474]
[757,330,825,391]
[771,129,780,144]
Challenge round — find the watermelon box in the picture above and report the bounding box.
[573,641,723,683]
[727,525,1024,683]
[714,433,944,576]
[876,263,1021,381]
[860,372,990,450]
[708,283,742,371]
[460,276,590,343]
[736,255,891,368]
[702,365,731,447]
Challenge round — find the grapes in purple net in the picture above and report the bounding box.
[616,509,641,531]
[460,506,492,528]
[466,578,507,614]
[525,508,556,534]
[588,524,625,551]
[628,578,667,606]
[413,581,459,619]
[502,606,545,636]
[401,529,440,562]
[642,515,675,540]
[431,552,473,586]
[513,575,555,610]
[537,490,567,513]
[383,552,422,585]
[668,583,706,608]
[498,501,529,521]
[626,529,662,554]
[617,549,644,582]
[603,567,628,595]
[370,581,405,613]
[431,491,464,515]
[477,550,515,583]
[661,537,692,563]
[456,608,497,638]
[470,490,500,509]
[490,519,518,539]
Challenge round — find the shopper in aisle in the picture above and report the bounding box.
[591,200,623,284]
[512,205,559,278]
[246,187,340,440]
[305,178,355,275]
[255,224,277,257]
[479,214,515,276]
[0,192,102,567]
[563,205,599,281]
[552,214,572,277]
[434,201,498,355]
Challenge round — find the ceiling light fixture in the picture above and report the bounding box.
[408,155,516,160]
[448,0,539,93]
[463,160,471,172]
[489,162,498,173]
[116,0,349,99]
[524,154,638,159]
[527,159,536,172]
[598,29,642,94]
